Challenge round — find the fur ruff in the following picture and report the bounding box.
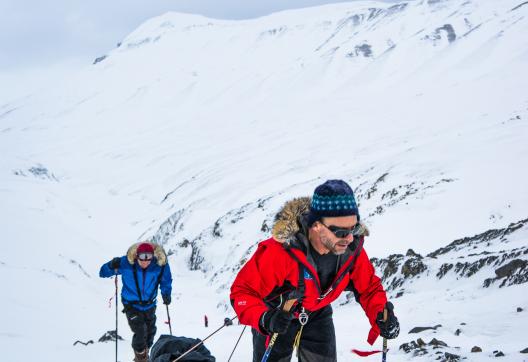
[126,242,167,266]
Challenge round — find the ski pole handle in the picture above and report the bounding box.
[261,299,297,362]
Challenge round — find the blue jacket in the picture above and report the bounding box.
[100,255,172,311]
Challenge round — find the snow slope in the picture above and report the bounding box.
[1,0,527,360]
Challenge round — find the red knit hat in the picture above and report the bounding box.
[137,242,154,254]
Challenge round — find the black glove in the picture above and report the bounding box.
[376,302,400,339]
[110,257,121,270]
[162,294,171,305]
[260,309,294,334]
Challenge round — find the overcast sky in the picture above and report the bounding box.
[0,0,397,100]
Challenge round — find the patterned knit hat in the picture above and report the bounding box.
[309,179,359,222]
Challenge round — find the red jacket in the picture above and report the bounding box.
[230,197,387,345]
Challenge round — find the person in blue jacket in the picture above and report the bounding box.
[100,242,172,362]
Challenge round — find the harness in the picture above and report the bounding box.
[124,263,166,306]
[283,236,364,300]
[282,236,365,355]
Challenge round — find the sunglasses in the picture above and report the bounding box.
[320,222,362,238]
[138,252,153,261]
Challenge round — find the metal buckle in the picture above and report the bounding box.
[298,308,309,326]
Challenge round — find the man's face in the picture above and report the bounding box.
[137,252,153,269]
[138,259,151,269]
[315,215,358,255]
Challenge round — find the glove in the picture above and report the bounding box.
[162,294,171,305]
[110,257,121,270]
[376,302,400,339]
[260,309,294,334]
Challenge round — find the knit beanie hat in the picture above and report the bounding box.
[137,242,154,254]
[308,179,359,225]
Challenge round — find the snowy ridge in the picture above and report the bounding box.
[371,217,528,296]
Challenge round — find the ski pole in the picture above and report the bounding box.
[166,304,173,336]
[382,308,388,362]
[261,299,297,362]
[114,271,119,362]
[172,316,238,362]
[227,325,247,362]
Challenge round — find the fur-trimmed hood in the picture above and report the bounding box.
[126,242,167,266]
[271,197,369,242]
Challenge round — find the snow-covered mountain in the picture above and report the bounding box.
[1,0,527,361]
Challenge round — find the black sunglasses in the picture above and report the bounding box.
[320,222,362,238]
[138,252,153,261]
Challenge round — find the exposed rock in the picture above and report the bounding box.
[495,259,527,278]
[484,258,528,287]
[520,347,528,353]
[409,325,442,333]
[402,257,427,278]
[399,340,428,355]
[13,164,59,181]
[406,249,423,258]
[189,241,204,270]
[493,350,505,357]
[400,340,420,353]
[517,307,524,312]
[417,338,426,347]
[93,55,107,64]
[429,338,448,347]
[213,220,222,237]
[437,24,456,43]
[381,188,398,200]
[443,352,461,361]
[454,256,499,277]
[98,330,123,342]
[428,219,527,258]
[437,263,454,278]
[454,328,461,336]
[354,43,372,57]
[365,172,388,199]
[471,346,482,352]
[151,209,185,245]
[512,1,528,11]
[73,340,94,346]
[178,239,190,248]
[423,24,456,45]
[377,254,404,279]
[372,218,527,303]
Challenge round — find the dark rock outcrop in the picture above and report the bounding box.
[98,330,123,343]
[493,350,505,357]
[409,325,442,333]
[402,257,427,278]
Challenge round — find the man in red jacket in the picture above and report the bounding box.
[230,179,399,362]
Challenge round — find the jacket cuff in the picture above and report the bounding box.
[258,311,270,335]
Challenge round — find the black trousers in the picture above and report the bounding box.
[124,304,157,352]
[252,306,336,362]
